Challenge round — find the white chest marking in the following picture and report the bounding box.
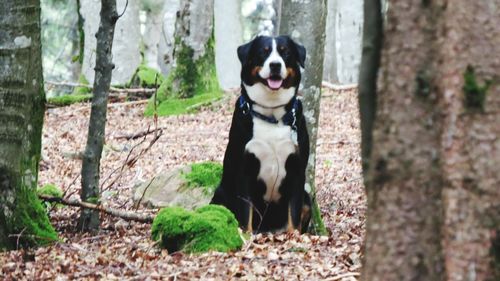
[245,117,297,203]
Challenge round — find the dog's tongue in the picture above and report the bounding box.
[267,79,283,90]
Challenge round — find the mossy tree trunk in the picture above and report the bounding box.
[0,0,57,249]
[79,0,118,232]
[361,1,500,280]
[165,0,218,99]
[280,0,327,235]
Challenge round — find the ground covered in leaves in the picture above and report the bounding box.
[1,88,365,280]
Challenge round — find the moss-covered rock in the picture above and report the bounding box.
[151,205,243,253]
[144,36,221,117]
[129,65,165,88]
[183,162,222,195]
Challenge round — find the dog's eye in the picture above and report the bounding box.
[279,46,287,51]
[264,46,270,52]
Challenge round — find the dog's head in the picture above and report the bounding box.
[237,36,306,106]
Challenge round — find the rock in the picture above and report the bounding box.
[133,166,212,210]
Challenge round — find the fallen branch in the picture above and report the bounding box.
[114,126,167,140]
[321,81,358,91]
[39,194,154,223]
[46,81,156,94]
[325,272,361,281]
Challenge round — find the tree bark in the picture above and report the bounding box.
[157,0,180,76]
[358,0,382,178]
[322,0,339,84]
[0,0,57,249]
[280,0,327,235]
[272,0,282,36]
[214,0,243,90]
[80,0,140,85]
[361,1,500,280]
[79,0,118,232]
[165,0,217,99]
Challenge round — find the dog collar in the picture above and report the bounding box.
[238,95,299,130]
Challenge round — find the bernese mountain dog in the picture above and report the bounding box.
[211,35,311,233]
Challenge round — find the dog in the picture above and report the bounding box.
[210,35,311,233]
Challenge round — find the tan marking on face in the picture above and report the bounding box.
[251,66,262,78]
[287,67,296,78]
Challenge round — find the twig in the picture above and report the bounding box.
[117,0,129,18]
[100,128,163,193]
[107,99,149,108]
[321,81,358,91]
[134,177,156,210]
[114,126,167,140]
[325,272,361,281]
[38,194,154,223]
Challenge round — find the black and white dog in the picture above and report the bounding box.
[211,35,311,233]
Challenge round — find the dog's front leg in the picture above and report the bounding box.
[239,151,261,233]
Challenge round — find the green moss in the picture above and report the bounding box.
[310,192,327,235]
[415,69,431,98]
[9,185,58,248]
[144,35,221,116]
[183,162,222,195]
[463,65,491,112]
[129,65,165,88]
[37,184,63,198]
[71,74,91,96]
[151,205,243,253]
[46,93,92,106]
[144,90,222,117]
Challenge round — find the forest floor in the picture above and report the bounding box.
[1,88,365,280]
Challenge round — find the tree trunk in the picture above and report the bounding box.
[358,0,382,178]
[0,0,57,249]
[79,0,118,232]
[214,0,243,90]
[322,0,339,84]
[272,0,282,36]
[80,0,140,85]
[361,1,500,280]
[141,0,165,71]
[164,0,217,99]
[157,0,180,76]
[280,0,327,235]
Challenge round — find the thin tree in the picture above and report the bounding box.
[0,0,57,249]
[79,0,119,231]
[360,1,500,280]
[280,0,327,234]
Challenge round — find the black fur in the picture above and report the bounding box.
[211,36,311,233]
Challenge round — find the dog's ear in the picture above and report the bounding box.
[237,37,257,65]
[293,41,306,68]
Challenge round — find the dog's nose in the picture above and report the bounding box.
[269,62,281,73]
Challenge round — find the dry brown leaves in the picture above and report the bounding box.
[0,88,365,280]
